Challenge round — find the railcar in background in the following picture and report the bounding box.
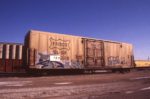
[24,30,134,73]
[0,42,24,73]
[135,60,150,68]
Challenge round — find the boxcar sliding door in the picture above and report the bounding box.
[83,39,104,69]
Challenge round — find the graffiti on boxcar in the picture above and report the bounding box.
[49,37,70,50]
[60,50,69,60]
[120,57,126,64]
[36,53,83,69]
[49,49,69,60]
[108,56,119,65]
[108,56,126,65]
[49,37,70,61]
[36,53,64,69]
[61,60,83,69]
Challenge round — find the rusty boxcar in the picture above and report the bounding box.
[0,42,24,73]
[24,30,134,72]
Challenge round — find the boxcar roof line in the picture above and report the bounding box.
[28,30,132,45]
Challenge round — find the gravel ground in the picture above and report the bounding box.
[0,70,150,99]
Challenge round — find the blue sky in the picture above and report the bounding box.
[0,0,150,60]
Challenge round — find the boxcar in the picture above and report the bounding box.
[24,30,134,72]
[0,42,24,72]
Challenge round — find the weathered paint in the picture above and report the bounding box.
[18,45,23,60]
[5,44,10,59]
[104,42,133,68]
[0,44,3,59]
[84,39,104,68]
[0,42,24,72]
[12,45,16,59]
[24,30,134,69]
[25,30,84,69]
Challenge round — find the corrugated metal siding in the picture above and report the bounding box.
[0,43,24,72]
[104,42,120,67]
[25,31,84,69]
[18,45,23,60]
[121,43,133,67]
[24,30,133,69]
[0,44,3,59]
[0,44,4,71]
[5,44,10,59]
[11,45,16,59]
[104,42,133,68]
